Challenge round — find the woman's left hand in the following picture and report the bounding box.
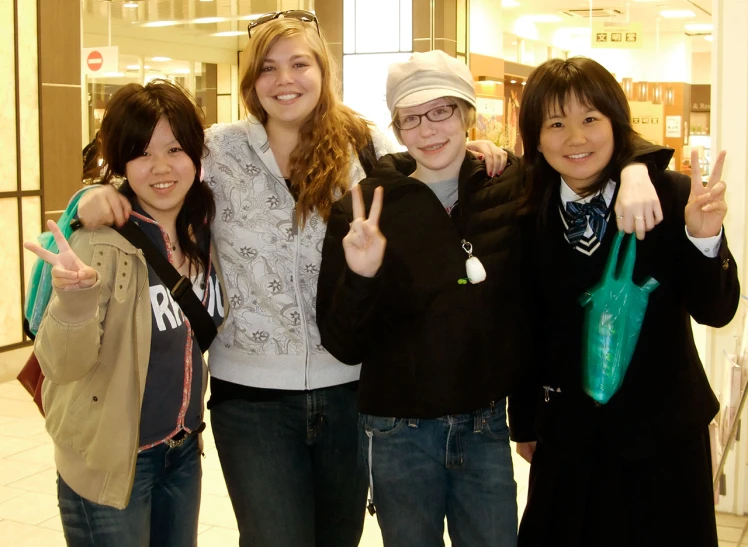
[466,140,507,177]
[616,163,664,240]
[686,149,727,238]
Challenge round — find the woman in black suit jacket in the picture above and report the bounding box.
[509,56,740,547]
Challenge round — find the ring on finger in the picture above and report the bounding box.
[634,216,645,221]
[615,215,624,220]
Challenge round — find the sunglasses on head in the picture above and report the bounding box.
[247,10,320,39]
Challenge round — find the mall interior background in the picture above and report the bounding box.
[1,0,748,530]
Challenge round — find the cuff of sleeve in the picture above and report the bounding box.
[685,225,722,258]
[343,267,381,295]
[48,278,102,325]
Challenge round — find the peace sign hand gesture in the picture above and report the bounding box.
[685,149,728,239]
[24,220,98,291]
[342,185,386,278]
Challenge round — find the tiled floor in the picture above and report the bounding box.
[0,349,744,546]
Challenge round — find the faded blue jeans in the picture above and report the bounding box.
[57,433,201,547]
[210,383,367,547]
[362,401,518,547]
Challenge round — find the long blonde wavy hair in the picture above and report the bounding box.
[240,18,372,224]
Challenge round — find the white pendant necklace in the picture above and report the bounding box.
[461,239,486,284]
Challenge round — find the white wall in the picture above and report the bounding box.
[470,0,503,57]
[560,30,692,82]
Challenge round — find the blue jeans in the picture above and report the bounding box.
[210,384,367,547]
[57,433,202,547]
[362,402,518,547]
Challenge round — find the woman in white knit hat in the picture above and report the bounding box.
[317,49,666,546]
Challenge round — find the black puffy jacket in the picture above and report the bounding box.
[317,151,529,418]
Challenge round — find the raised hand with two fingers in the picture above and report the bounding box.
[685,149,728,238]
[24,220,98,291]
[343,185,386,278]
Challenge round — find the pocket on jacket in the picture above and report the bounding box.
[43,363,105,454]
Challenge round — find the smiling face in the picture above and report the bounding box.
[397,98,468,183]
[125,116,196,223]
[538,93,615,193]
[254,35,322,130]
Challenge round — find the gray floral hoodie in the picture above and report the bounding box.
[203,116,397,389]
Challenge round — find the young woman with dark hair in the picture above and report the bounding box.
[509,56,739,547]
[24,79,225,547]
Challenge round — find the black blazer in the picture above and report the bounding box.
[509,169,740,460]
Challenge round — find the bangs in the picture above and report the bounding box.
[541,76,600,121]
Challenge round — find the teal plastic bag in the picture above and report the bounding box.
[24,190,86,336]
[579,231,659,404]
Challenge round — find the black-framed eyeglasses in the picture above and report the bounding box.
[393,104,459,130]
[247,10,320,39]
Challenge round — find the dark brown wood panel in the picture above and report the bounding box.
[200,63,218,126]
[434,39,457,57]
[40,85,83,214]
[413,0,431,41]
[435,0,457,42]
[413,39,431,53]
[38,0,80,85]
[317,0,343,44]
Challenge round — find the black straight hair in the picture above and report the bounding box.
[518,57,638,219]
[99,79,215,274]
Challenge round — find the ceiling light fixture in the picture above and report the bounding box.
[684,23,713,32]
[478,76,503,84]
[150,56,172,62]
[142,20,180,27]
[123,2,139,8]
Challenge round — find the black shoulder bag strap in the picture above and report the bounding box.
[115,221,217,353]
[357,136,377,178]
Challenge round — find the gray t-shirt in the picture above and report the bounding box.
[426,176,459,213]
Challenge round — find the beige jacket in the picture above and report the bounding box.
[35,226,223,509]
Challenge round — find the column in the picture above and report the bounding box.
[39,0,83,221]
[710,0,748,515]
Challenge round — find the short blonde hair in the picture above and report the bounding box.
[391,96,476,145]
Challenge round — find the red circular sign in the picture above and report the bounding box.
[87,50,103,71]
